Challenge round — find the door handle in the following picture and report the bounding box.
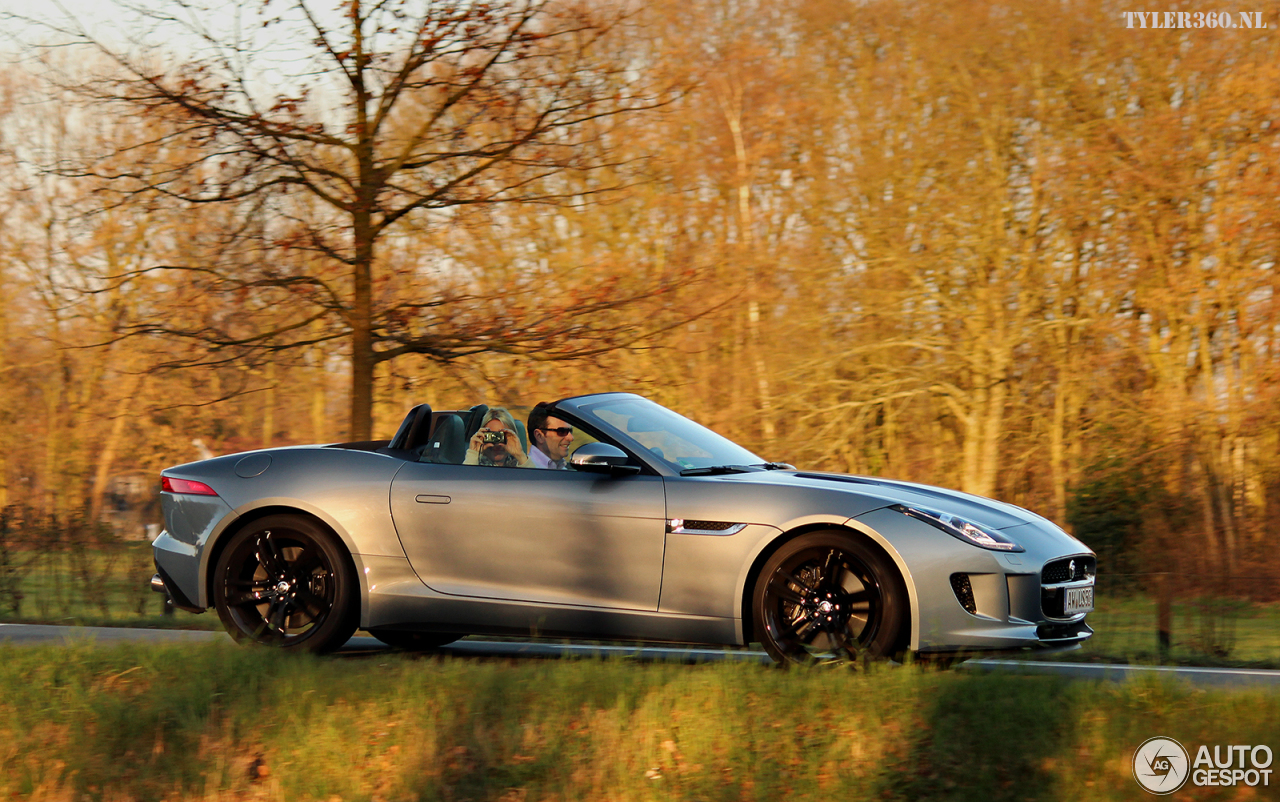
[415,494,451,504]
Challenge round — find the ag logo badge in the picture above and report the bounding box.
[1134,737,1190,794]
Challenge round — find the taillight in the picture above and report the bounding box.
[161,476,218,496]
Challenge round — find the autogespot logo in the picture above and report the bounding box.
[1133,738,1275,793]
[1134,737,1190,794]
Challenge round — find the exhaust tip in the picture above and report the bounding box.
[150,574,168,594]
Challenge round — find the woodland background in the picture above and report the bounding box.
[0,0,1277,595]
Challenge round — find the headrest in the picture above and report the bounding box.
[464,404,489,439]
[389,404,433,451]
[422,414,467,464]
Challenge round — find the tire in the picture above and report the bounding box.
[751,531,908,666]
[368,629,462,651]
[212,514,358,653]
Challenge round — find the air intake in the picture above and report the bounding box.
[950,573,977,615]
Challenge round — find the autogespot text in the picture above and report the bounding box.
[1192,745,1273,788]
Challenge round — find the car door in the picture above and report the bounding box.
[389,462,667,610]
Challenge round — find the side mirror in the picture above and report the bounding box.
[570,443,641,476]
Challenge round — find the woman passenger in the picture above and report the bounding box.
[463,408,531,468]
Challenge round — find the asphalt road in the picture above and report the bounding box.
[3,623,1279,688]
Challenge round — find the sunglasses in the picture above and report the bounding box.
[539,426,574,437]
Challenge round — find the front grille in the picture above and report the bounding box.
[950,573,977,615]
[1041,555,1095,584]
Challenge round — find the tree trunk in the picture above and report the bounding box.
[349,204,376,441]
[717,78,775,447]
[0,278,7,509]
[977,375,1007,499]
[350,335,375,439]
[43,370,62,514]
[311,355,327,445]
[89,373,146,522]
[261,360,276,448]
[960,386,983,495]
[1192,450,1222,571]
[1050,378,1068,523]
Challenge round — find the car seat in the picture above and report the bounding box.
[421,414,466,464]
[380,403,433,458]
[463,404,489,440]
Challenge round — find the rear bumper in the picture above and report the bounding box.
[151,529,207,612]
[151,565,203,613]
[150,564,204,613]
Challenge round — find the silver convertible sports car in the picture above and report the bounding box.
[151,393,1095,664]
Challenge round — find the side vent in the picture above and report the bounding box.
[680,520,737,531]
[666,519,747,536]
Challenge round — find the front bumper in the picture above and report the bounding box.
[853,507,1095,653]
[1036,620,1093,644]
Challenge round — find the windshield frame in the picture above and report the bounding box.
[556,393,763,478]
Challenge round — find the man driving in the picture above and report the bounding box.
[526,401,575,470]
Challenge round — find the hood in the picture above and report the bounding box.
[743,470,1059,531]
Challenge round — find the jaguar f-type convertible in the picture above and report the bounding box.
[151,392,1095,663]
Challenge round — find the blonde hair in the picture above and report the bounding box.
[479,407,518,433]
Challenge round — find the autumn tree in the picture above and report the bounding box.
[1,0,1277,581]
[11,0,677,439]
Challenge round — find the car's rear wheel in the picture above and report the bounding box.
[367,629,462,651]
[752,531,907,666]
[213,514,358,653]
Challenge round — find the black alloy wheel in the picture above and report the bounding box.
[213,514,358,653]
[752,531,907,665]
[367,629,463,651]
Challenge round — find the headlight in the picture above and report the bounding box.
[889,504,1025,552]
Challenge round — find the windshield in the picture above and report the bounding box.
[577,397,762,471]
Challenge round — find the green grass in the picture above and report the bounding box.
[1019,593,1280,668]
[0,542,219,630]
[0,642,1276,802]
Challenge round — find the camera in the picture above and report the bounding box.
[481,430,507,445]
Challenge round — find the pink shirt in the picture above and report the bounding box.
[528,446,567,470]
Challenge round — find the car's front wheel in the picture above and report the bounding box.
[752,531,907,665]
[212,514,358,653]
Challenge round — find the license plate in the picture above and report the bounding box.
[1064,586,1094,615]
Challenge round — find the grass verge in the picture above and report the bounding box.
[0,612,221,631]
[1,642,1276,801]
[1,542,178,625]
[1015,595,1280,669]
